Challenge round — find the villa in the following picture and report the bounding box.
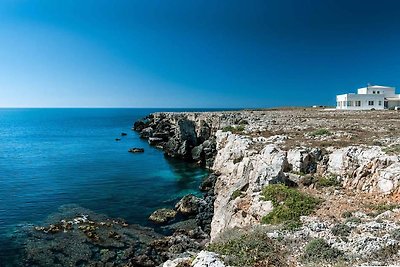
[336,85,400,110]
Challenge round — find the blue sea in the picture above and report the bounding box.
[0,108,218,265]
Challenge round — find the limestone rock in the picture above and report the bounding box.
[191,251,226,267]
[149,208,177,224]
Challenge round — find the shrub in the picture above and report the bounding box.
[370,244,400,262]
[261,184,321,226]
[222,125,245,133]
[303,238,343,263]
[341,211,353,218]
[391,229,400,240]
[310,128,332,137]
[331,223,352,237]
[383,144,400,155]
[368,203,400,215]
[316,175,341,188]
[345,217,361,224]
[230,190,242,200]
[208,227,288,267]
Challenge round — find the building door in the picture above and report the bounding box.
[384,101,388,109]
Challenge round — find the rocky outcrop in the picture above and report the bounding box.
[133,110,400,266]
[149,208,177,224]
[133,113,219,168]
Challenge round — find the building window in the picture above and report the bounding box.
[377,91,380,94]
[378,100,382,105]
[355,101,361,107]
[368,100,374,106]
[347,101,353,106]
[373,91,376,94]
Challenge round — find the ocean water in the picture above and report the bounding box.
[0,108,214,264]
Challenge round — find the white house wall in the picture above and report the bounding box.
[336,94,385,110]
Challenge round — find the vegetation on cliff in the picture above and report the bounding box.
[261,184,321,228]
[208,227,288,267]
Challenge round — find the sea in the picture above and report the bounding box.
[0,108,224,265]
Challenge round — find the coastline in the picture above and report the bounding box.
[134,109,400,267]
[14,108,400,266]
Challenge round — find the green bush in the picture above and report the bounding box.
[261,184,321,226]
[303,238,343,263]
[230,189,242,200]
[391,229,400,240]
[331,223,352,237]
[316,175,341,188]
[222,125,245,133]
[341,211,353,218]
[208,227,287,267]
[345,216,361,224]
[310,128,332,137]
[383,144,400,155]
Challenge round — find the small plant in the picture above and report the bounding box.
[283,220,302,231]
[310,128,332,137]
[230,189,242,200]
[370,244,400,262]
[222,125,245,133]
[208,227,288,267]
[391,229,400,240]
[316,175,341,188]
[261,184,321,227]
[341,211,353,218]
[302,238,343,263]
[331,223,352,237]
[368,203,400,214]
[345,216,362,224]
[383,144,400,155]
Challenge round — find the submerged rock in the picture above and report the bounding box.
[22,205,164,267]
[149,208,177,224]
[128,147,145,153]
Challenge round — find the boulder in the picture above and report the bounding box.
[140,127,154,139]
[191,145,204,162]
[148,208,177,224]
[175,195,205,215]
[128,148,144,153]
[148,137,164,146]
[191,251,226,267]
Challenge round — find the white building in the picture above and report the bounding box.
[336,85,400,110]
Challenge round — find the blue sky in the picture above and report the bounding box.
[1,0,400,108]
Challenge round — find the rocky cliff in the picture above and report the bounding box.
[134,109,400,266]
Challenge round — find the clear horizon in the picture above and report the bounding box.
[1,1,400,108]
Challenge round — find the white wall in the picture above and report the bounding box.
[336,94,385,110]
[357,86,396,97]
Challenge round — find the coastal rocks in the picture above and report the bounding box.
[287,147,320,174]
[140,127,154,139]
[210,131,288,240]
[128,147,144,153]
[149,208,177,224]
[23,205,165,267]
[133,113,219,168]
[326,146,400,194]
[175,195,206,215]
[191,251,226,267]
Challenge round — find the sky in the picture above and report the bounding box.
[1,0,400,108]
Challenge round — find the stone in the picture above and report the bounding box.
[175,195,205,215]
[128,148,144,153]
[191,251,226,267]
[149,208,177,224]
[140,127,154,139]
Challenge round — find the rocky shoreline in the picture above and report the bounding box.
[22,109,400,267]
[134,109,400,267]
